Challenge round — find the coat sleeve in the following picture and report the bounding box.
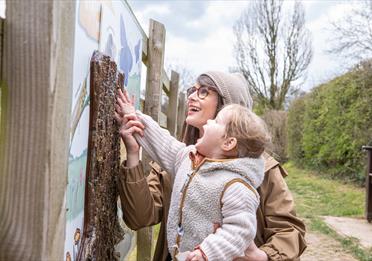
[117,161,166,230]
[258,166,307,260]
[199,183,259,261]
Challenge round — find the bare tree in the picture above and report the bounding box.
[234,0,312,110]
[328,0,372,60]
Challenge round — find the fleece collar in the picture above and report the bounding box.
[188,150,264,189]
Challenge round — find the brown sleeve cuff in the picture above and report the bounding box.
[194,245,209,261]
[119,160,146,182]
[259,245,281,261]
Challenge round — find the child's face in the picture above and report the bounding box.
[195,108,231,158]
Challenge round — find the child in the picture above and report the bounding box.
[117,97,270,261]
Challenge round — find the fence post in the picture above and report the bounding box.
[137,19,166,261]
[363,146,372,222]
[0,1,75,260]
[176,92,186,139]
[168,70,180,136]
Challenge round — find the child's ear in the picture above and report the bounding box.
[222,137,237,152]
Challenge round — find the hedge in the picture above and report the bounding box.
[288,63,372,183]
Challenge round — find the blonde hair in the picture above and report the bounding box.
[223,104,271,158]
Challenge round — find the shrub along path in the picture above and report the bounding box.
[285,162,372,261]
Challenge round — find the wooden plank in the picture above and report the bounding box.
[167,70,180,136]
[159,111,167,128]
[143,19,165,122]
[364,147,372,222]
[177,92,187,139]
[137,19,166,261]
[162,68,170,94]
[0,18,4,80]
[142,37,148,64]
[0,1,75,260]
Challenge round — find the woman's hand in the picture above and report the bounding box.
[185,250,206,261]
[233,242,268,261]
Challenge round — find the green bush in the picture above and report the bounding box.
[287,95,307,163]
[288,63,372,183]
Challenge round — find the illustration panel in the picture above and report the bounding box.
[64,1,143,260]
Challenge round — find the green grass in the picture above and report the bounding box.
[126,224,160,261]
[128,163,371,260]
[284,162,372,261]
[284,162,364,218]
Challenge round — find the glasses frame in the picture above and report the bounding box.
[186,85,218,100]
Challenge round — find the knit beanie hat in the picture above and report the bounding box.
[200,71,253,110]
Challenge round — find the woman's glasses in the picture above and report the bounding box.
[186,85,217,99]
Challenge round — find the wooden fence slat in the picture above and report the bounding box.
[177,92,187,140]
[162,68,170,94]
[137,19,166,261]
[0,1,75,260]
[168,70,180,136]
[144,19,165,122]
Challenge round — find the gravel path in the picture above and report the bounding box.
[302,231,357,261]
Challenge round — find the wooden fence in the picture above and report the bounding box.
[0,1,186,260]
[129,6,187,259]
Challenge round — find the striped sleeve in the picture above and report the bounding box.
[134,111,186,177]
[199,183,259,261]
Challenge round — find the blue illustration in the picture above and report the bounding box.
[119,15,133,86]
[104,31,117,60]
[134,40,141,64]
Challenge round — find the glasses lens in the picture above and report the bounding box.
[187,86,197,97]
[198,86,210,99]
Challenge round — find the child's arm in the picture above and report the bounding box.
[197,183,259,261]
[133,111,186,176]
[116,88,186,176]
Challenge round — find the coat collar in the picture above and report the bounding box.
[262,152,288,177]
[189,150,234,171]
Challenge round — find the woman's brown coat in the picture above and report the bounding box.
[117,153,306,261]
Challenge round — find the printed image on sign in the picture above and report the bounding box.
[64,1,143,260]
[99,3,142,109]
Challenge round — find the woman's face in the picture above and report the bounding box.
[186,82,219,134]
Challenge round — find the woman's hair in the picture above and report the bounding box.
[223,104,271,158]
[181,74,224,145]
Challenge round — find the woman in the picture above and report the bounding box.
[115,71,306,261]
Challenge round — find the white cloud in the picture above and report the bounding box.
[130,1,364,92]
[164,2,249,76]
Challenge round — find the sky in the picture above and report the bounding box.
[0,1,4,18]
[0,1,366,93]
[127,0,366,92]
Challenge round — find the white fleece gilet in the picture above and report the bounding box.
[134,111,264,261]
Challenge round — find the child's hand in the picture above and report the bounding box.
[185,249,206,261]
[114,89,143,164]
[115,88,135,116]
